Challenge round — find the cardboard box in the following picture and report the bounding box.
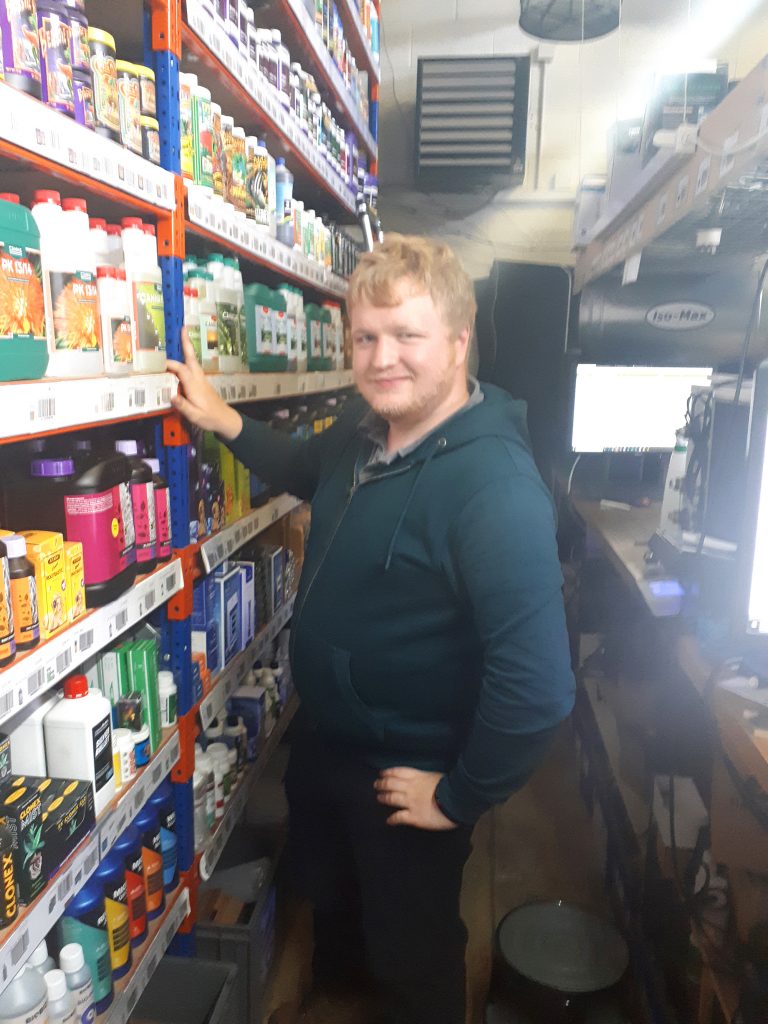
[235,459,250,519]
[710,752,768,874]
[192,625,221,678]
[233,562,255,648]
[0,734,10,785]
[193,577,220,631]
[98,648,131,705]
[0,780,46,903]
[214,566,242,665]
[42,779,95,873]
[21,532,66,639]
[256,544,283,621]
[63,541,85,622]
[137,640,161,753]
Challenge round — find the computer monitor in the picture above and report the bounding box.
[570,364,714,453]
[744,360,768,636]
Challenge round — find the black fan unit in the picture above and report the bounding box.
[520,0,621,41]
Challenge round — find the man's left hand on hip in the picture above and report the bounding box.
[374,768,457,830]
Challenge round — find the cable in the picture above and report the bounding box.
[566,453,581,497]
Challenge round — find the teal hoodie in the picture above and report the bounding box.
[226,383,575,824]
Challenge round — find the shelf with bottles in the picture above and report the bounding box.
[0,724,181,994]
[336,0,380,84]
[183,2,358,220]
[0,559,183,730]
[197,495,303,575]
[198,689,298,881]
[276,0,378,157]
[99,884,191,1024]
[205,368,354,405]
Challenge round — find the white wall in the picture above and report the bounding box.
[377,0,768,278]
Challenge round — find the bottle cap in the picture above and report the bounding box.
[0,193,20,204]
[29,941,50,968]
[158,670,176,689]
[115,439,139,455]
[44,969,68,1001]
[32,190,61,205]
[59,944,86,974]
[62,198,88,213]
[89,217,107,230]
[64,675,89,699]
[106,223,122,236]
[116,268,127,281]
[121,216,143,229]
[3,535,27,560]
[30,458,75,477]
[97,265,117,279]
[141,224,156,236]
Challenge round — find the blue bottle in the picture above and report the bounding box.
[148,780,179,893]
[93,851,133,980]
[58,877,113,1014]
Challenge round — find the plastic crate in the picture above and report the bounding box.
[129,957,237,1024]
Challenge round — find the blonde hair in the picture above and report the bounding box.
[346,234,477,338]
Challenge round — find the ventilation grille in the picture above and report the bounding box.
[416,56,530,186]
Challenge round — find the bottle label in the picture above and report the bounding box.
[60,914,112,1006]
[91,715,114,794]
[48,270,102,353]
[141,832,164,915]
[158,823,178,889]
[133,281,166,353]
[186,321,202,362]
[255,307,274,355]
[211,110,224,198]
[104,886,131,973]
[117,73,142,154]
[248,152,269,227]
[90,51,120,133]
[73,979,95,1024]
[143,126,161,166]
[0,996,48,1024]
[38,11,73,113]
[180,86,194,181]
[193,97,213,189]
[131,480,156,563]
[107,316,134,366]
[73,76,96,129]
[274,310,288,357]
[0,556,15,656]
[2,0,41,83]
[10,573,39,645]
[140,78,155,116]
[64,484,135,585]
[125,852,147,942]
[0,846,17,927]
[311,320,322,358]
[70,18,89,72]
[216,302,239,357]
[199,312,217,358]
[0,242,45,343]
[155,486,171,558]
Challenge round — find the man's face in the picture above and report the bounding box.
[350,279,467,424]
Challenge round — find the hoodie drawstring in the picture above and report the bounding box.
[383,437,446,571]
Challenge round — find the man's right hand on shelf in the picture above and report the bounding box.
[167,329,243,440]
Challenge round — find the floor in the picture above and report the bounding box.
[254,723,608,1024]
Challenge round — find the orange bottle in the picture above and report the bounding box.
[0,540,15,667]
[4,535,40,651]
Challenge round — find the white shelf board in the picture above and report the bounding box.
[0,559,184,730]
[207,369,354,405]
[0,728,181,994]
[0,82,176,211]
[0,373,178,442]
[186,185,348,297]
[199,594,297,731]
[199,495,303,574]
[185,0,358,211]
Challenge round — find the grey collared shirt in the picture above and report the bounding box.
[359,377,484,471]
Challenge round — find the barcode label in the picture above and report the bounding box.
[114,609,129,632]
[0,690,15,716]
[144,588,156,609]
[27,668,44,695]
[133,388,146,408]
[11,928,30,965]
[84,847,98,874]
[78,629,94,653]
[101,392,115,413]
[161,387,172,403]
[37,397,55,420]
[56,648,73,674]
[152,762,163,783]
[57,871,73,902]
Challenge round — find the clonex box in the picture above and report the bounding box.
[0,780,46,904]
[42,779,95,873]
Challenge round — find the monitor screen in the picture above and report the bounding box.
[745,361,768,635]
[570,364,713,453]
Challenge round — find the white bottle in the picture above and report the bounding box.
[44,971,76,1024]
[217,259,243,373]
[28,942,55,977]
[193,770,207,851]
[89,218,110,267]
[9,692,60,775]
[32,191,104,379]
[0,965,48,1024]
[232,259,247,369]
[271,30,290,107]
[121,218,167,373]
[195,752,215,832]
[195,270,219,372]
[96,267,135,376]
[59,944,94,1024]
[105,225,124,267]
[245,7,257,65]
[43,675,116,817]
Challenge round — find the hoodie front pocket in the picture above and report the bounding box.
[328,644,385,739]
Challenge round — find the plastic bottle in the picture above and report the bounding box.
[195,752,215,832]
[207,745,231,802]
[112,826,147,947]
[193,770,207,851]
[0,966,48,1024]
[275,159,294,247]
[246,137,269,232]
[114,441,157,573]
[44,969,76,1024]
[4,534,40,651]
[59,878,113,1014]
[178,72,196,182]
[183,285,201,362]
[225,715,247,773]
[121,218,166,372]
[272,30,290,107]
[246,7,257,64]
[231,127,247,214]
[132,804,165,920]
[195,270,218,372]
[96,266,134,375]
[147,781,178,892]
[28,941,55,977]
[0,544,14,670]
[44,675,116,817]
[157,669,177,726]
[37,1,74,116]
[216,258,242,372]
[231,259,246,369]
[31,191,103,378]
[0,1,41,98]
[0,195,48,382]
[143,459,172,562]
[59,944,95,1024]
[256,29,276,89]
[88,219,109,267]
[92,851,132,980]
[105,224,123,266]
[191,84,213,191]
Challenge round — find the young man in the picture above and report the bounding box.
[168,235,575,1024]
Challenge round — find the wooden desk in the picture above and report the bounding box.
[569,498,684,618]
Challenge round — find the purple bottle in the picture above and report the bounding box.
[0,0,42,97]
[36,0,74,116]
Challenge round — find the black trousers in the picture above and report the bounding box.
[284,728,474,1024]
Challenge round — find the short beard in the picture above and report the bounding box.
[370,363,456,426]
